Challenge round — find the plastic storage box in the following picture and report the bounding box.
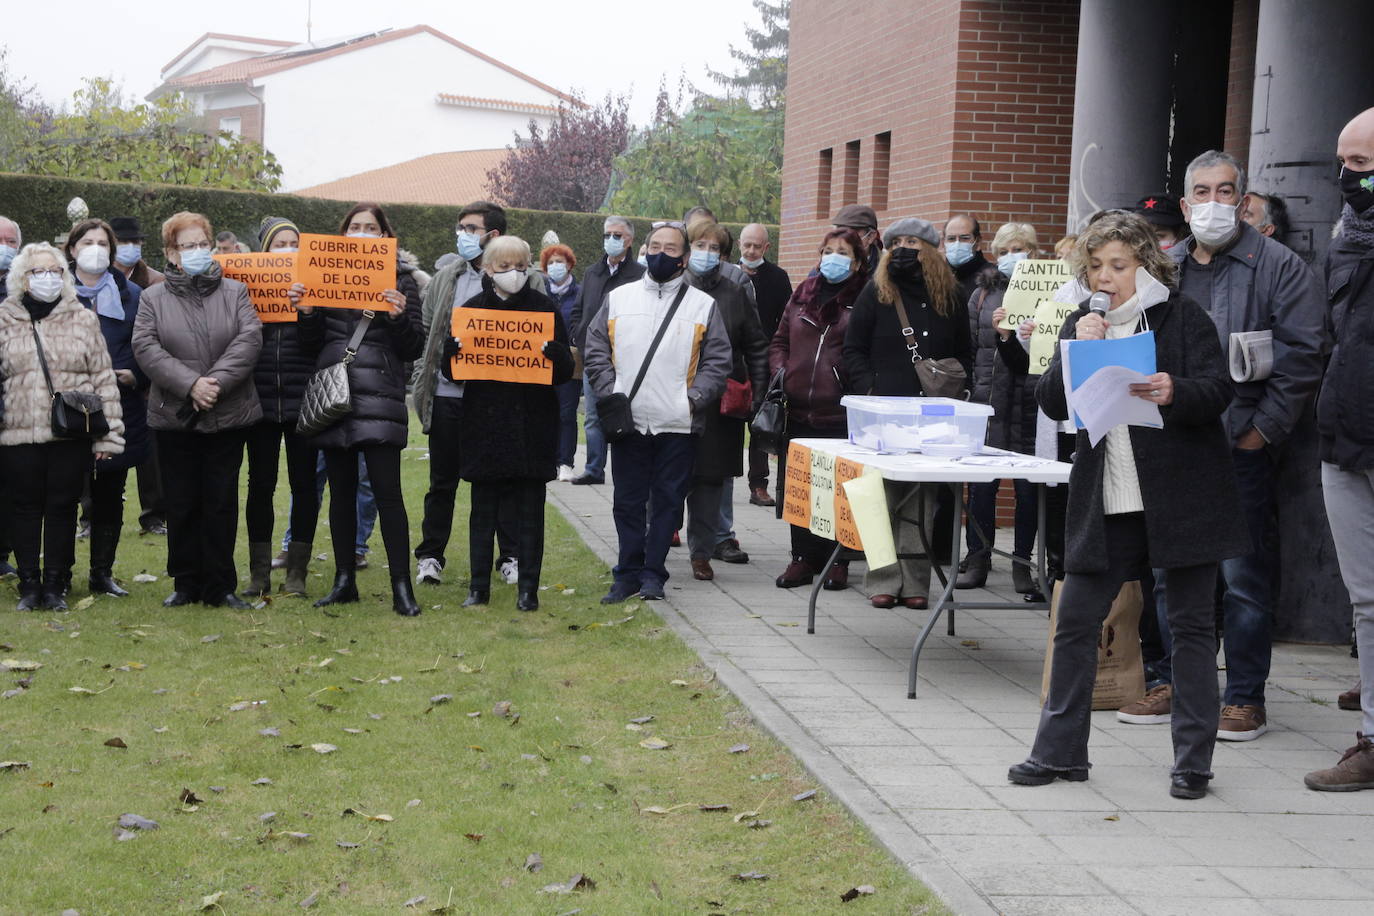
[841,395,994,455]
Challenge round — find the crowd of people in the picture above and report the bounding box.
[1,107,1371,799]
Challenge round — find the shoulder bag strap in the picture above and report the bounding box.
[29,322,57,398]
[340,309,376,365]
[626,284,690,402]
[891,297,923,365]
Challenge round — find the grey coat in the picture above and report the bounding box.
[1037,293,1248,574]
[1168,221,1328,446]
[133,275,262,433]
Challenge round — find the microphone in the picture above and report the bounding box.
[1087,292,1111,316]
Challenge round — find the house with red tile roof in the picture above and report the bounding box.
[149,26,577,192]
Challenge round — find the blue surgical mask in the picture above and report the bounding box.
[603,235,626,258]
[819,252,853,283]
[945,241,975,267]
[114,243,142,267]
[0,245,15,271]
[688,250,720,275]
[997,251,1029,276]
[181,247,213,276]
[547,262,568,283]
[637,254,648,267]
[740,256,764,269]
[456,231,484,261]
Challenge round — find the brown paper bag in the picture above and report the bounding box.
[1040,579,1146,710]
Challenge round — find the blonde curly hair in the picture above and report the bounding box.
[1069,211,1177,290]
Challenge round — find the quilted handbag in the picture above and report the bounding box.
[296,311,374,436]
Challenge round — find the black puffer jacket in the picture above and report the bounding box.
[442,277,574,482]
[966,269,1005,405]
[970,271,1039,453]
[296,263,424,449]
[1317,232,1374,471]
[843,272,972,397]
[252,322,316,425]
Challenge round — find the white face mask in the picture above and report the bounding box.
[492,269,526,295]
[29,274,63,302]
[1187,200,1238,247]
[346,231,381,238]
[76,245,111,274]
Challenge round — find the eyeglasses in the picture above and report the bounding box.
[457,223,485,235]
[175,241,212,252]
[603,232,628,240]
[651,221,685,230]
[27,268,61,279]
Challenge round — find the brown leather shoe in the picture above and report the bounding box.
[901,596,929,610]
[871,594,897,609]
[1339,681,1362,711]
[822,562,848,591]
[749,486,776,507]
[775,560,814,588]
[691,558,714,580]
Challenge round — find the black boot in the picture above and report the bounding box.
[241,542,272,597]
[1012,559,1038,596]
[461,585,490,607]
[955,550,991,589]
[314,570,359,607]
[391,576,421,616]
[41,569,70,611]
[516,586,539,612]
[88,524,129,597]
[16,572,42,611]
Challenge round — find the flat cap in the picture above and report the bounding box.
[832,204,878,231]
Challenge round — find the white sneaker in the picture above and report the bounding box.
[416,557,442,585]
[498,558,519,585]
[557,464,576,482]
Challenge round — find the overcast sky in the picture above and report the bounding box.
[5,0,759,126]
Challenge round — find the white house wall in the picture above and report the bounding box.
[257,31,561,190]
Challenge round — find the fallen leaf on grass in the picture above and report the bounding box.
[0,761,32,772]
[317,657,334,668]
[364,813,393,823]
[429,694,453,705]
[104,737,127,748]
[732,810,761,823]
[179,789,203,805]
[728,743,751,754]
[113,828,137,842]
[310,743,337,754]
[3,659,44,673]
[228,700,266,712]
[259,727,281,738]
[793,789,817,802]
[73,596,96,612]
[152,726,168,734]
[2,688,25,700]
[839,885,876,902]
[463,833,483,843]
[698,804,730,812]
[68,684,113,695]
[336,841,360,849]
[669,679,689,687]
[200,635,220,644]
[131,573,158,583]
[299,891,319,908]
[406,799,421,808]
[200,891,224,910]
[118,813,159,831]
[624,723,643,732]
[733,871,769,881]
[628,715,655,724]
[492,701,513,718]
[638,738,671,750]
[403,896,427,908]
[745,819,772,829]
[524,853,543,873]
[252,778,273,786]
[539,874,595,894]
[259,812,277,823]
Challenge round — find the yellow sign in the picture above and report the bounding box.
[808,449,836,539]
[448,308,554,384]
[1028,298,1079,375]
[213,252,297,323]
[295,233,396,310]
[841,473,896,569]
[997,259,1074,331]
[834,458,866,550]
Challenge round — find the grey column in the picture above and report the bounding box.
[1248,0,1374,264]
[1066,0,1181,230]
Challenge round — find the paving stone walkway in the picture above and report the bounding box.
[549,459,1374,916]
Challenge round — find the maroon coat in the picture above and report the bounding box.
[768,272,867,430]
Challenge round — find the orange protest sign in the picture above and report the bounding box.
[780,442,812,530]
[213,251,297,323]
[834,457,866,551]
[448,307,554,384]
[295,233,395,310]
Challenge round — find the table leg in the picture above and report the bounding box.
[807,540,844,635]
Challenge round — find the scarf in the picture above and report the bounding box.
[163,261,224,300]
[21,292,58,322]
[1339,202,1374,248]
[77,270,123,320]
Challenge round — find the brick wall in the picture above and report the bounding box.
[201,103,264,145]
[779,0,1080,281]
[1222,0,1259,170]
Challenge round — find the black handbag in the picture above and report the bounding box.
[31,323,110,440]
[597,285,689,443]
[750,367,787,453]
[297,311,375,436]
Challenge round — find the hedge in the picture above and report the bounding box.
[0,173,778,282]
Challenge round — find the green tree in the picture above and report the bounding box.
[707,0,789,110]
[9,76,282,192]
[0,47,52,171]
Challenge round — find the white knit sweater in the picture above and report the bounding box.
[1101,294,1145,515]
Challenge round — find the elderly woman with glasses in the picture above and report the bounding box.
[132,211,263,609]
[0,242,125,610]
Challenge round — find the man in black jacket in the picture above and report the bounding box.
[569,216,645,485]
[739,223,792,507]
[943,214,998,310]
[1305,106,1374,792]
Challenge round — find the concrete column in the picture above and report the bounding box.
[1066,0,1181,230]
[1247,0,1374,264]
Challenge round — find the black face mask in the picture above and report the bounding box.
[1340,165,1374,215]
[889,247,920,276]
[645,251,683,282]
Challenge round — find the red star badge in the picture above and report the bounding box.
[1144,198,1157,209]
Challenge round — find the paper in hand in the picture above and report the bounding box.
[1061,332,1163,446]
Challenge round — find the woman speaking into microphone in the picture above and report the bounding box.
[1007,211,1246,801]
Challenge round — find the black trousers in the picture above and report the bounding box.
[468,479,545,590]
[158,428,248,598]
[0,475,12,561]
[775,418,847,570]
[245,420,320,544]
[324,445,410,576]
[89,465,129,528]
[416,396,516,568]
[136,431,165,529]
[1,440,89,579]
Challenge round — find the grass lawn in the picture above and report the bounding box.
[0,432,945,915]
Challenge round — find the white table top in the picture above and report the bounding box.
[793,438,1073,485]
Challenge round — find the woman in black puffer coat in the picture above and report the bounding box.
[242,217,321,598]
[291,203,425,616]
[440,236,574,611]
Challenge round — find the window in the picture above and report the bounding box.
[871,131,892,211]
[816,148,834,219]
[218,116,242,138]
[842,140,861,207]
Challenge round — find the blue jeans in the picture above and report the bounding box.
[283,453,376,554]
[555,379,581,468]
[1154,446,1275,705]
[581,376,607,479]
[610,431,695,589]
